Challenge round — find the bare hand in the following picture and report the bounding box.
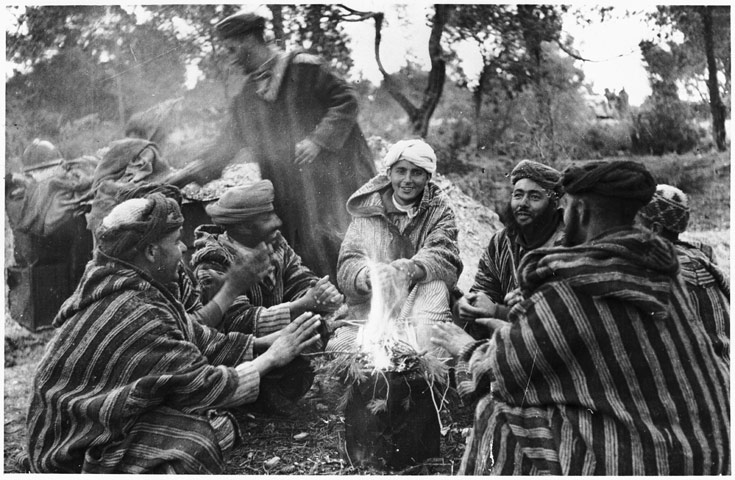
[304,276,344,313]
[430,322,475,358]
[220,237,273,293]
[389,258,425,283]
[265,313,322,368]
[294,138,321,165]
[503,288,523,308]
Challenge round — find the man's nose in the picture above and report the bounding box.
[179,241,187,253]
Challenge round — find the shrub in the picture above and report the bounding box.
[631,99,700,155]
[582,119,633,157]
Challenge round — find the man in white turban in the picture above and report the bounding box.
[328,139,462,356]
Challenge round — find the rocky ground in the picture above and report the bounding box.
[4,152,730,473]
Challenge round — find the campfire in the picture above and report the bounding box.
[328,261,449,470]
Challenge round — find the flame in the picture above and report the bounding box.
[356,260,421,371]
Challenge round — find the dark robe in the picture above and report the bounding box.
[225,51,376,281]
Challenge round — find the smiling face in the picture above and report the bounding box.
[388,159,430,206]
[510,178,553,228]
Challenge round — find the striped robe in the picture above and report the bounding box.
[26,257,260,474]
[221,232,318,336]
[459,227,730,475]
[676,239,730,365]
[471,221,564,303]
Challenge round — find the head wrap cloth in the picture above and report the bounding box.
[205,180,275,225]
[190,226,234,272]
[510,159,562,197]
[638,184,690,234]
[383,139,437,176]
[97,193,184,259]
[561,160,656,205]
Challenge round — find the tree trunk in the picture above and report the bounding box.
[269,5,284,42]
[372,5,451,138]
[473,64,490,149]
[700,6,727,151]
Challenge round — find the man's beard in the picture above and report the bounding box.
[500,200,556,235]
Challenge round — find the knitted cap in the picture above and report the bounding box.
[637,184,690,234]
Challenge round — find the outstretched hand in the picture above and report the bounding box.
[264,312,322,368]
[430,322,476,359]
[303,276,344,313]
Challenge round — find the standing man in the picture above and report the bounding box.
[456,160,564,333]
[432,161,730,475]
[168,12,376,282]
[637,184,730,364]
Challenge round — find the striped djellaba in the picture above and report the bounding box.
[458,228,730,475]
[26,257,260,474]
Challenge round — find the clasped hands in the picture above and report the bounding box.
[359,259,426,292]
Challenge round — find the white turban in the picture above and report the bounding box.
[382,139,437,176]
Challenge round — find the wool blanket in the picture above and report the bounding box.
[26,256,258,473]
[459,227,730,475]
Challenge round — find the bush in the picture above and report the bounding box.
[631,99,701,155]
[582,119,633,157]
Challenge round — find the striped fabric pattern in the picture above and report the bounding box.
[459,228,730,475]
[26,257,259,473]
[675,240,730,364]
[221,232,318,335]
[471,223,563,302]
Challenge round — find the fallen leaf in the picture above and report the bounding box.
[293,432,309,441]
[264,456,281,469]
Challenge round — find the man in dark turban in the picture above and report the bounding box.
[637,184,730,365]
[166,10,376,283]
[431,160,729,475]
[26,194,323,473]
[194,181,344,413]
[456,160,565,336]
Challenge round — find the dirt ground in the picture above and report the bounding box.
[4,154,730,474]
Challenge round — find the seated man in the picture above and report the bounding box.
[331,139,462,354]
[26,194,321,474]
[637,184,730,364]
[114,182,272,329]
[198,180,344,405]
[456,160,563,336]
[432,161,730,475]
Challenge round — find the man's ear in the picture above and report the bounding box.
[651,222,664,235]
[142,243,157,264]
[576,197,591,226]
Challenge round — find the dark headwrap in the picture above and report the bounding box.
[561,160,656,205]
[97,193,184,260]
[205,180,275,225]
[510,159,563,197]
[190,225,233,272]
[214,12,266,39]
[116,182,183,206]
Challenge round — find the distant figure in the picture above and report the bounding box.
[168,11,376,281]
[432,161,730,475]
[617,87,629,115]
[21,139,63,170]
[455,160,564,336]
[637,184,729,364]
